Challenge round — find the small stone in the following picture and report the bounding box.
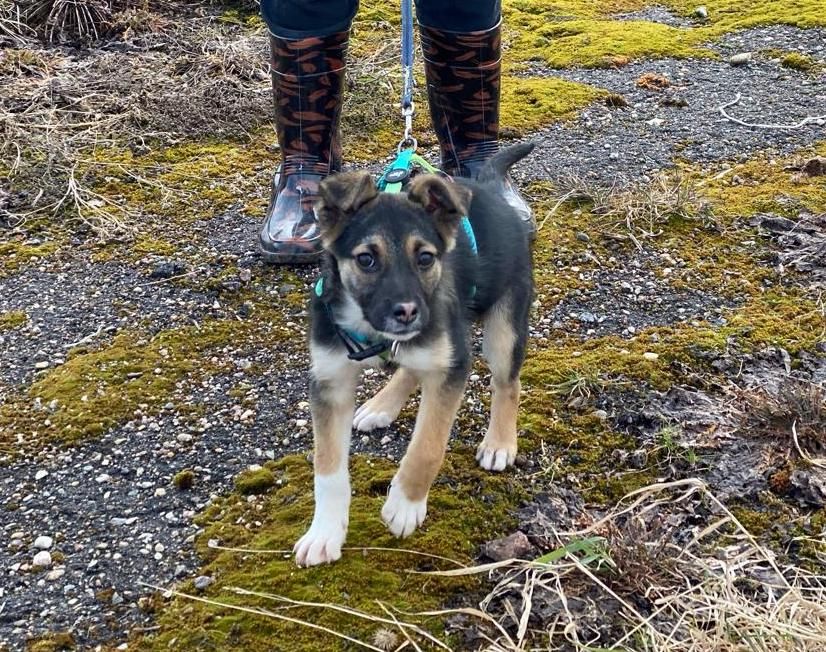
[154,487,167,497]
[578,311,597,324]
[111,592,124,605]
[35,469,49,481]
[34,361,50,370]
[482,531,533,561]
[729,52,752,66]
[45,568,65,581]
[646,117,665,127]
[295,419,308,428]
[150,261,186,279]
[194,575,214,591]
[239,268,252,283]
[591,409,609,421]
[240,409,255,421]
[575,231,590,243]
[694,5,708,19]
[95,473,111,483]
[176,433,193,443]
[32,551,52,568]
[643,352,659,362]
[33,535,53,550]
[380,435,392,445]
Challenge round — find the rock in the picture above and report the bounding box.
[643,352,659,361]
[694,5,708,19]
[111,592,124,605]
[790,469,826,506]
[150,261,186,280]
[578,311,597,324]
[95,473,111,483]
[35,469,49,481]
[176,433,193,443]
[32,551,52,568]
[575,231,590,243]
[33,535,53,550]
[295,419,308,428]
[482,531,533,561]
[239,268,252,283]
[591,409,609,421]
[380,435,392,445]
[729,52,752,66]
[802,157,826,177]
[194,575,214,591]
[45,568,65,581]
[34,361,50,370]
[111,516,138,526]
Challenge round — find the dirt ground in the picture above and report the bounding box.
[1,1,825,650]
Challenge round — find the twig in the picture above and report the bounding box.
[538,189,577,232]
[718,93,826,130]
[63,325,106,349]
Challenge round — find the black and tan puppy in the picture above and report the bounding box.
[294,143,535,566]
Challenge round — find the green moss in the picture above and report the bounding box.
[700,144,826,220]
[501,77,605,134]
[0,310,27,331]
[780,52,817,72]
[139,452,522,650]
[26,631,75,652]
[502,0,826,69]
[174,469,196,490]
[0,305,291,454]
[234,467,276,495]
[0,241,59,277]
[132,236,178,257]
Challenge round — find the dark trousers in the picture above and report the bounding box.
[261,0,500,38]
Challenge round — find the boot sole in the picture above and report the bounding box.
[259,247,322,265]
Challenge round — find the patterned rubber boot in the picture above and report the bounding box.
[259,30,347,264]
[420,21,536,239]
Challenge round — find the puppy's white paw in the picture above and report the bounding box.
[381,482,427,538]
[476,442,516,472]
[353,403,395,432]
[293,518,347,567]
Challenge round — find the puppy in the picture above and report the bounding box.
[294,143,535,567]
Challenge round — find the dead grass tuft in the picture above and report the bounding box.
[543,173,709,246]
[428,479,826,650]
[636,71,671,91]
[739,378,826,455]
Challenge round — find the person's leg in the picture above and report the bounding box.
[415,0,535,237]
[258,0,358,264]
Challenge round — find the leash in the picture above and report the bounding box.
[399,0,416,152]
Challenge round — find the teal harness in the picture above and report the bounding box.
[316,150,477,362]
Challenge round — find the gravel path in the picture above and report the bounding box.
[518,26,825,183]
[1,23,825,650]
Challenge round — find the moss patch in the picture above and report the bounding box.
[0,310,28,331]
[0,304,292,455]
[234,466,276,495]
[139,453,522,650]
[503,0,826,69]
[0,240,60,277]
[26,631,76,652]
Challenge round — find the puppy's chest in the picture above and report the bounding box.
[391,333,454,373]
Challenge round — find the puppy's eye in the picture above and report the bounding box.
[417,251,435,268]
[356,252,376,270]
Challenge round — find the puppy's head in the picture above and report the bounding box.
[315,171,472,339]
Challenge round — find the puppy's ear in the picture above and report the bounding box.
[408,175,473,251]
[315,171,378,245]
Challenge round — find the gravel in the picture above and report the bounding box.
[516,26,826,183]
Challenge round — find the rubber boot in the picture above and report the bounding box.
[420,21,536,238]
[259,30,347,263]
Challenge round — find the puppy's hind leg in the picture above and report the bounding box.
[294,345,359,567]
[353,367,419,432]
[477,293,529,472]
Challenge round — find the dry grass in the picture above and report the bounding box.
[0,8,272,235]
[541,172,709,247]
[738,378,826,462]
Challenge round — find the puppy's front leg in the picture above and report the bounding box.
[294,347,359,566]
[382,372,466,537]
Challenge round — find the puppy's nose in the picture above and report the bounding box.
[392,302,419,325]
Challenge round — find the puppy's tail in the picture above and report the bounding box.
[476,142,536,183]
